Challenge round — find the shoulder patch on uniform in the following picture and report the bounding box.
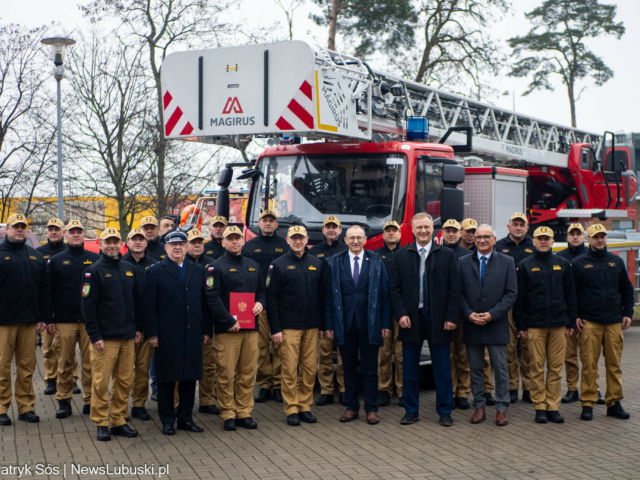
[29,255,37,260]
[317,254,325,258]
[502,249,509,253]
[82,284,90,297]
[83,260,92,265]
[3,256,10,260]
[105,273,112,278]
[531,267,540,272]
[85,272,91,277]
[206,250,213,254]
[62,260,70,265]
[229,268,238,272]
[525,248,533,253]
[584,264,593,268]
[208,266,214,271]
[125,271,133,276]
[309,265,317,270]
[553,265,562,271]
[253,249,262,253]
[43,255,50,259]
[206,277,214,289]
[248,267,256,272]
[287,265,296,270]
[160,255,166,259]
[609,262,616,267]
[275,248,283,253]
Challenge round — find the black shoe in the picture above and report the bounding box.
[400,412,419,425]
[82,404,91,415]
[339,392,346,406]
[44,379,57,395]
[255,388,272,403]
[398,397,404,408]
[607,401,631,419]
[509,389,518,404]
[547,411,565,424]
[162,424,176,435]
[0,414,11,426]
[561,390,579,404]
[73,382,81,395]
[287,414,300,426]
[237,417,257,429]
[17,411,39,423]
[456,397,470,410]
[56,400,72,419]
[535,410,548,424]
[316,394,334,406]
[178,421,204,432]
[97,426,110,441]
[484,392,496,406]
[110,424,138,438]
[439,414,454,426]
[223,419,236,431]
[151,388,158,402]
[522,390,532,403]
[273,388,283,403]
[131,407,150,421]
[597,391,606,405]
[299,411,317,424]
[580,406,593,421]
[199,405,220,415]
[379,391,391,407]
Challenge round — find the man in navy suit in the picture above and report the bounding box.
[325,226,391,425]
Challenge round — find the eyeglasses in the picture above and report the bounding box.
[475,235,494,241]
[346,236,365,241]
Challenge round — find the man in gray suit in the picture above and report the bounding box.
[458,225,517,426]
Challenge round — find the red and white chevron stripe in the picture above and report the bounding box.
[163,91,194,136]
[276,73,315,131]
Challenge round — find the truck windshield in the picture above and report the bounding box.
[247,154,407,231]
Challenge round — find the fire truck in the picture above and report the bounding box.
[160,40,636,246]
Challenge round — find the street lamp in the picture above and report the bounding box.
[502,90,515,112]
[41,36,75,222]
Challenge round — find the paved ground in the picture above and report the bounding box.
[2,329,640,480]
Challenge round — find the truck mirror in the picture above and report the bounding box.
[442,164,465,185]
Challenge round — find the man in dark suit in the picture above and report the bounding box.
[142,230,213,436]
[324,226,391,425]
[458,224,517,427]
[390,213,460,427]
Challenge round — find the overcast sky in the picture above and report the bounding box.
[4,0,639,135]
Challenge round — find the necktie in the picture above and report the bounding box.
[353,255,360,285]
[419,248,426,306]
[480,256,487,288]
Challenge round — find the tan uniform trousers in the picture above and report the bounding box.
[508,309,531,390]
[0,323,37,415]
[54,323,91,405]
[131,334,155,407]
[451,323,494,396]
[215,331,259,421]
[318,336,344,395]
[199,335,218,406]
[378,319,402,396]
[281,328,319,416]
[256,311,281,390]
[579,320,624,408]
[527,327,566,411]
[46,330,79,385]
[90,339,135,428]
[565,331,600,392]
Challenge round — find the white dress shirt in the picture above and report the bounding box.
[348,250,365,278]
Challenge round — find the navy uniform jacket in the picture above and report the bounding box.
[36,239,67,260]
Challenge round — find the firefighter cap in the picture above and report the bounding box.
[383,220,400,230]
[100,228,122,241]
[139,216,158,227]
[187,229,205,242]
[65,220,84,231]
[222,226,243,239]
[6,214,28,227]
[442,219,461,230]
[587,224,607,237]
[165,230,188,243]
[259,210,278,220]
[460,218,478,231]
[46,218,65,229]
[509,212,528,224]
[567,223,585,234]
[287,225,308,238]
[533,226,554,238]
[323,216,341,227]
[210,216,228,226]
[127,228,145,241]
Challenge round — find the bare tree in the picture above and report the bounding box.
[274,0,304,41]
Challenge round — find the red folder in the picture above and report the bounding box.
[230,292,256,329]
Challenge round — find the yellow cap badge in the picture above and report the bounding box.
[442,219,461,230]
[587,224,607,237]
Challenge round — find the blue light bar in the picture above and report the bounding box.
[407,117,429,141]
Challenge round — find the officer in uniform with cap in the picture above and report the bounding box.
[140,216,166,261]
[572,224,634,421]
[186,229,219,415]
[207,226,266,431]
[204,216,228,260]
[0,214,50,426]
[459,219,478,251]
[557,223,604,405]
[375,221,404,407]
[122,228,158,421]
[309,215,347,406]
[267,225,325,426]
[495,212,535,404]
[514,226,577,424]
[243,210,288,403]
[143,230,213,435]
[47,220,100,419]
[81,228,141,441]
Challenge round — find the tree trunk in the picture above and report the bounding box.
[328,0,339,50]
[568,76,577,128]
[152,52,167,218]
